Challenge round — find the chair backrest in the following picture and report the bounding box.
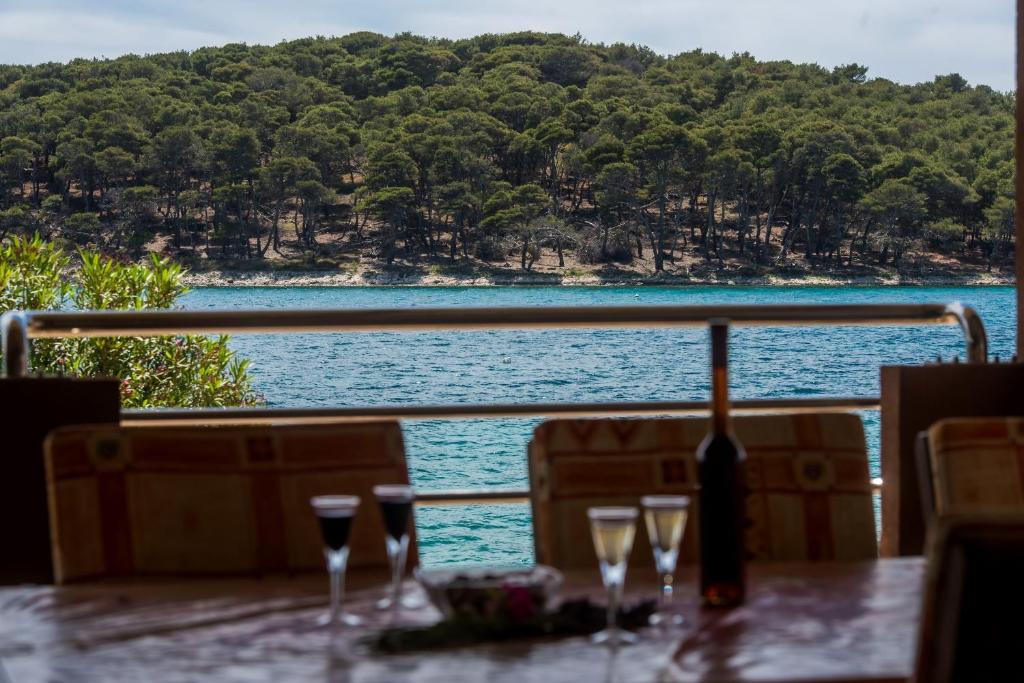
[914,514,1024,682]
[927,417,1024,515]
[916,430,937,526]
[44,421,415,583]
[529,414,876,570]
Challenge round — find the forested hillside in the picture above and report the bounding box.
[0,32,1015,278]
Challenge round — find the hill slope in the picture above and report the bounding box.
[0,31,1015,281]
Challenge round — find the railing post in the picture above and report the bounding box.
[945,302,988,363]
[1,311,29,378]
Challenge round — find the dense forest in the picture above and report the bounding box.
[0,31,1015,277]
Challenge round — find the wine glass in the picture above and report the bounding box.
[588,506,639,646]
[310,495,362,627]
[373,484,415,613]
[641,495,690,627]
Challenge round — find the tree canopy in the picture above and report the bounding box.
[0,32,1015,274]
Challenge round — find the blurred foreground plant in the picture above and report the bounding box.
[0,235,262,408]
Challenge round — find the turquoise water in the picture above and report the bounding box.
[181,286,1016,566]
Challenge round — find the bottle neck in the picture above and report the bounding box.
[711,365,730,433]
[710,323,730,434]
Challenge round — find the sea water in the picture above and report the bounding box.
[182,286,1016,566]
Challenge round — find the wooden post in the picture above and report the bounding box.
[1017,0,1023,356]
[0,378,120,583]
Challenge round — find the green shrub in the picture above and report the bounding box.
[65,212,101,234]
[925,218,965,251]
[41,194,63,213]
[0,235,262,408]
[0,205,27,234]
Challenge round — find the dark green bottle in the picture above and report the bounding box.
[698,320,747,607]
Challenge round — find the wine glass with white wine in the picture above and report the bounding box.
[641,495,690,627]
[588,506,639,646]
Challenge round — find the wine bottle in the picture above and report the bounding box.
[697,319,747,607]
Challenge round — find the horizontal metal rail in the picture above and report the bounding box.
[3,301,987,335]
[120,397,881,426]
[1,302,989,377]
[414,488,532,506]
[413,478,886,506]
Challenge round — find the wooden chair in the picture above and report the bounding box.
[926,417,1024,514]
[529,414,877,570]
[914,514,1024,682]
[44,421,416,583]
[915,430,938,526]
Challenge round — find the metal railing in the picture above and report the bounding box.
[1,302,988,504]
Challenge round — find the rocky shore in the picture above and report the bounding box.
[181,267,1015,288]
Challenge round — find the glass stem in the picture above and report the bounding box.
[391,555,401,603]
[607,580,622,636]
[661,573,674,611]
[329,566,341,623]
[391,544,404,604]
[386,535,409,611]
[327,549,348,625]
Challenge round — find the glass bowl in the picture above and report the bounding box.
[414,565,563,622]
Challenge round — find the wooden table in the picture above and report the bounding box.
[0,558,924,683]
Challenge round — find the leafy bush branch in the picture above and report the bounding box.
[0,235,262,407]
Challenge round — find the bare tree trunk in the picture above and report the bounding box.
[705,189,717,260]
[449,219,458,262]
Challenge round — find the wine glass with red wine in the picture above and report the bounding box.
[310,495,362,627]
[373,484,415,613]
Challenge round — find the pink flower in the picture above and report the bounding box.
[502,585,538,623]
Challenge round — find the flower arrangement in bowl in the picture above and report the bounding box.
[370,566,653,653]
[414,565,562,624]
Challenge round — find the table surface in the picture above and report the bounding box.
[0,558,925,683]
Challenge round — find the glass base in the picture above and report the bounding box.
[318,611,363,627]
[590,628,638,646]
[649,612,685,627]
[376,593,426,610]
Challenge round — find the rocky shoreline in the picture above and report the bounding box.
[181,268,1016,288]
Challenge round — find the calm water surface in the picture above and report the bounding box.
[181,286,1016,566]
